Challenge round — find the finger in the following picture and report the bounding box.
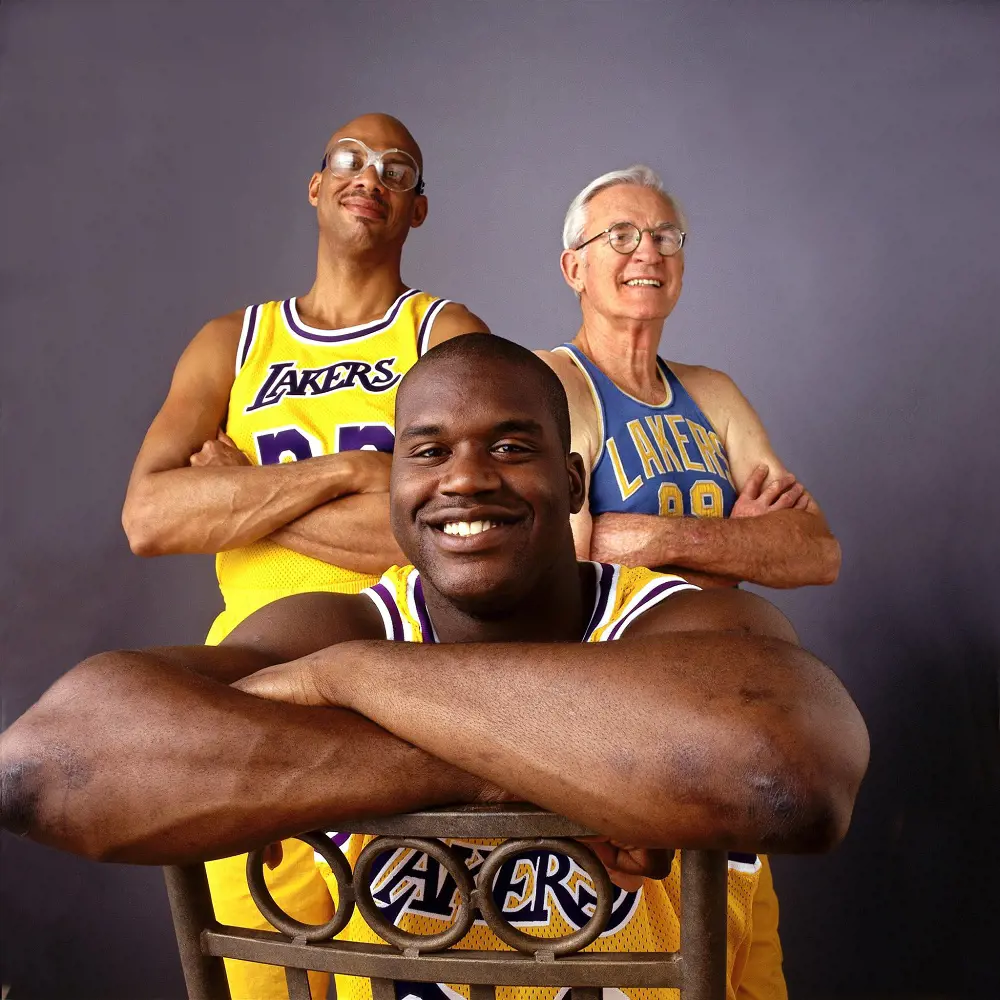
[794,493,810,510]
[234,663,324,705]
[607,869,645,892]
[263,841,284,870]
[217,430,238,447]
[772,482,806,509]
[760,473,796,503]
[739,464,769,499]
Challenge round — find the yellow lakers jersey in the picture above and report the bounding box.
[319,562,786,1000]
[205,291,449,645]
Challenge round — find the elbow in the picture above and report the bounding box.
[761,777,856,854]
[122,489,169,556]
[760,721,869,853]
[0,736,42,839]
[814,536,842,586]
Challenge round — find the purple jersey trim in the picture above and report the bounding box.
[583,563,616,640]
[605,578,696,641]
[238,304,260,371]
[416,298,449,356]
[282,290,419,344]
[412,576,438,643]
[367,583,405,640]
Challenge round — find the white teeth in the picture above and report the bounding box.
[625,278,661,287]
[442,519,495,536]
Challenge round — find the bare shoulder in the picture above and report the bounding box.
[426,302,491,348]
[621,585,799,644]
[186,308,245,361]
[224,590,387,661]
[668,360,741,404]
[536,349,589,404]
[666,361,746,437]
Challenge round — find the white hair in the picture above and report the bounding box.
[561,164,688,250]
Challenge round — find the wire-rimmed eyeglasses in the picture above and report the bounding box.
[575,221,686,256]
[321,137,425,195]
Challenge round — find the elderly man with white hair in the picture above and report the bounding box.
[540,165,841,590]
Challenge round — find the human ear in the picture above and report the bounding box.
[409,194,428,228]
[307,172,322,207]
[567,451,588,514]
[560,248,585,295]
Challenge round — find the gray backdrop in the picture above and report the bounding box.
[2,1,998,997]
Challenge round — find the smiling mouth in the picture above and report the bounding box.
[442,519,498,537]
[623,278,662,287]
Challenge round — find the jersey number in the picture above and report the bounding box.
[658,479,725,518]
[253,423,395,465]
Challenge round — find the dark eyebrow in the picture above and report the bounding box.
[400,423,444,440]
[492,419,546,437]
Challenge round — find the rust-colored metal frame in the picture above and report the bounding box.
[163,805,727,1000]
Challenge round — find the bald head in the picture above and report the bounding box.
[398,334,572,453]
[325,113,423,171]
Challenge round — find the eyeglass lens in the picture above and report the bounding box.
[608,222,683,256]
[327,140,420,192]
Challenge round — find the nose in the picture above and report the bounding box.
[438,445,502,496]
[353,164,385,194]
[631,229,660,263]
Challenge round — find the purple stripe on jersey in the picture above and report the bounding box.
[282,291,418,343]
[369,583,405,640]
[606,579,693,641]
[239,304,259,369]
[583,563,616,640]
[416,298,447,356]
[413,575,437,643]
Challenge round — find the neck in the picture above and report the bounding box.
[571,310,668,404]
[423,558,593,645]
[298,237,407,329]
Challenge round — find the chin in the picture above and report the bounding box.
[421,553,533,619]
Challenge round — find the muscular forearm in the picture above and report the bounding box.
[0,653,492,864]
[591,510,841,588]
[269,494,405,573]
[303,635,865,852]
[123,453,373,556]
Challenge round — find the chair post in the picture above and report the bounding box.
[163,865,232,1000]
[679,850,728,1000]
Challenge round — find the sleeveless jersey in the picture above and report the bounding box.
[205,291,449,644]
[317,563,785,1000]
[554,345,737,520]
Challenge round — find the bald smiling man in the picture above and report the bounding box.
[119,112,487,999]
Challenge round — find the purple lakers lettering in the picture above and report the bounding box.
[368,842,646,936]
[246,357,402,412]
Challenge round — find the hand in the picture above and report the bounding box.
[189,430,252,468]
[731,465,807,518]
[350,450,393,494]
[233,654,333,706]
[581,837,674,892]
[232,640,378,708]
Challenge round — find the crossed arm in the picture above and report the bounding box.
[541,352,841,588]
[0,588,868,866]
[122,304,483,568]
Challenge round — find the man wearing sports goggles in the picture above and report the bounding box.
[121,112,487,1000]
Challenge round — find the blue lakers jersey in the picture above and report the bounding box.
[555,345,737,520]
